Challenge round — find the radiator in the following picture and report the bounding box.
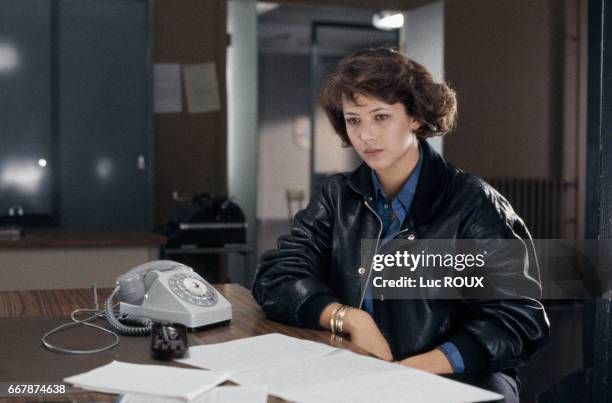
[484,178,570,239]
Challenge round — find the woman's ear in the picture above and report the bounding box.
[410,118,422,133]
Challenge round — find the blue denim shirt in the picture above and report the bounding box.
[364,146,465,373]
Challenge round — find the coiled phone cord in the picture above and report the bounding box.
[41,285,121,354]
[104,286,153,336]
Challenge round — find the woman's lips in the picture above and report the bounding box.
[365,148,383,156]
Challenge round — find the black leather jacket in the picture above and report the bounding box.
[253,140,550,374]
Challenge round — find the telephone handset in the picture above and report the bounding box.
[105,260,232,336]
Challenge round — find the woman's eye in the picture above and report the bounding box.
[346,118,360,125]
[375,114,390,121]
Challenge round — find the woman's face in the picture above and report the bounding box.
[342,93,421,174]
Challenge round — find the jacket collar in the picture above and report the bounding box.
[345,139,451,226]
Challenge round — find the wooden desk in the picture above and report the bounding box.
[0,284,362,402]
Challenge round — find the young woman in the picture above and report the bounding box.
[253,48,549,402]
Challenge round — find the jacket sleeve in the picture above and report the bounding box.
[252,184,340,329]
[448,189,551,373]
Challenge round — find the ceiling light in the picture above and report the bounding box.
[372,11,404,31]
[0,43,19,72]
[257,2,279,15]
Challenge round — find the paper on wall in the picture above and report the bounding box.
[154,63,182,113]
[183,62,221,113]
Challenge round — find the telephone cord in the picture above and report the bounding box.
[41,285,121,355]
[104,286,152,336]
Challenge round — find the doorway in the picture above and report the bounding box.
[256,4,399,258]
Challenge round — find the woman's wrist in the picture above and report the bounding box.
[397,349,454,374]
[319,303,342,329]
[318,304,372,336]
[342,307,372,335]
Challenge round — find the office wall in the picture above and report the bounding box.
[443,0,563,178]
[257,53,311,220]
[154,0,228,225]
[401,0,444,155]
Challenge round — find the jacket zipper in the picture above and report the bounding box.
[359,199,415,309]
[359,198,384,309]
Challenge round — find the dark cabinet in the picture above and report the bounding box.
[0,0,153,229]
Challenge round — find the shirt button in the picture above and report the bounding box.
[407,234,416,240]
[384,203,389,209]
[358,267,366,275]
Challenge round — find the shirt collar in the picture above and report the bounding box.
[345,139,450,226]
[371,145,423,210]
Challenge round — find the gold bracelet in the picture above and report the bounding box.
[330,333,345,345]
[336,305,350,335]
[330,305,350,336]
[331,305,343,335]
[333,306,340,334]
[329,305,342,334]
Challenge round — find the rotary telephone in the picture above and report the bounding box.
[104,260,232,336]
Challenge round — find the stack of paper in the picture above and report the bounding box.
[120,385,269,403]
[176,333,337,371]
[280,367,504,403]
[63,361,229,401]
[177,334,503,403]
[64,335,504,403]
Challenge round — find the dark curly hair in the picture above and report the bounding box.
[319,48,457,146]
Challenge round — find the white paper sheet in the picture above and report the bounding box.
[231,349,502,403]
[63,361,229,401]
[183,62,220,113]
[283,369,503,403]
[230,349,400,396]
[176,334,501,403]
[175,333,337,371]
[154,63,182,113]
[120,385,269,403]
[202,385,269,403]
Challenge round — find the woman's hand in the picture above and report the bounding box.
[320,304,392,361]
[343,308,393,361]
[396,349,454,374]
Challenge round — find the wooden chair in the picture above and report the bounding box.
[285,189,305,223]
